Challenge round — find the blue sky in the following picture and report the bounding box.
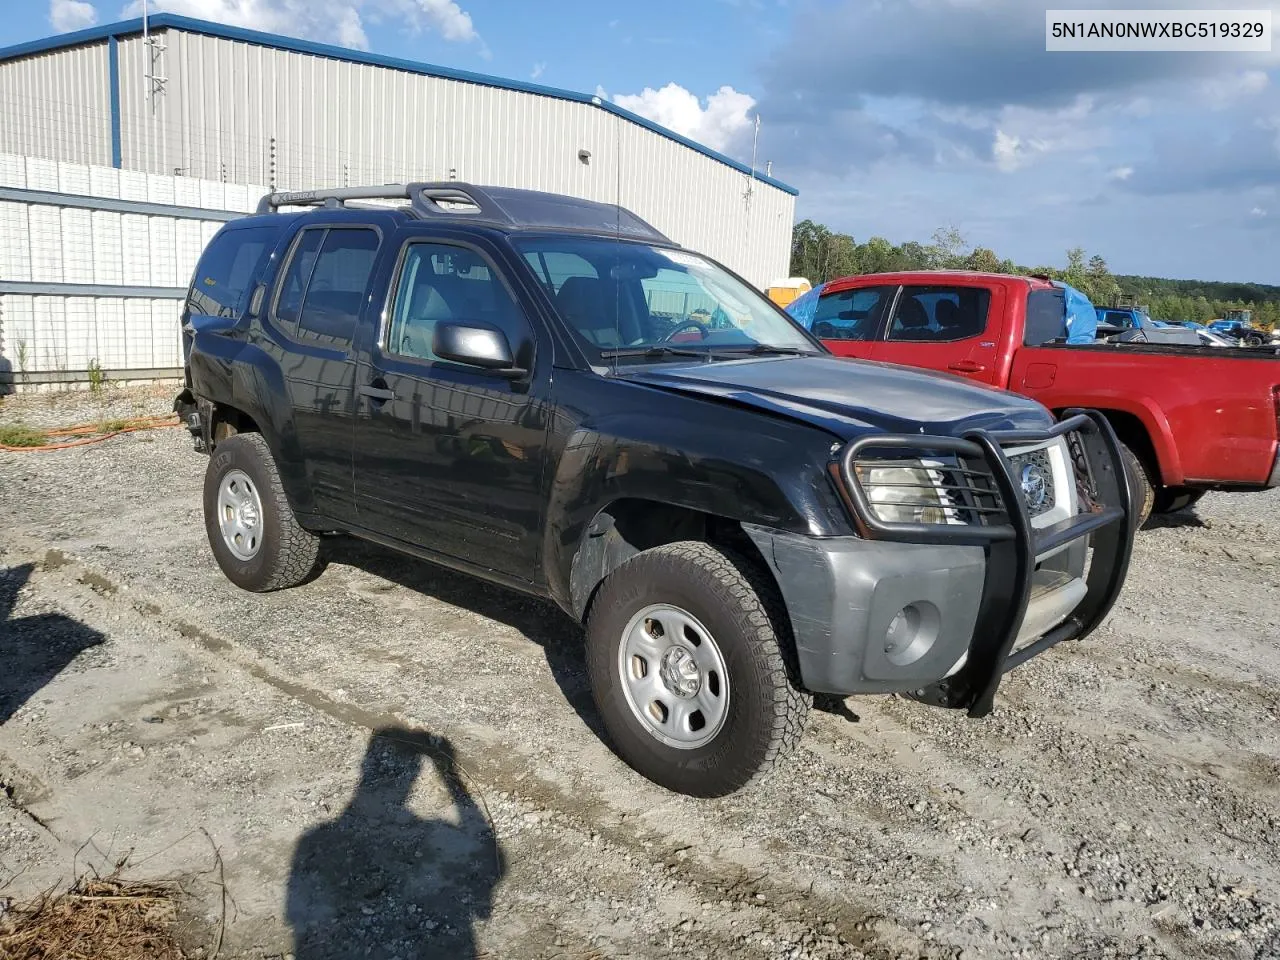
[8,0,1280,283]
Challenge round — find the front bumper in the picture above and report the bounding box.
[746,410,1134,717]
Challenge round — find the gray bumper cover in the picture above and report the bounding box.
[744,524,986,695]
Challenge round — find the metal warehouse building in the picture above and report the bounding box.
[0,14,796,386]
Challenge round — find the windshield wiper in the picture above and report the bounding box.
[598,345,708,361]
[709,344,814,357]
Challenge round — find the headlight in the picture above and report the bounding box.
[854,460,950,525]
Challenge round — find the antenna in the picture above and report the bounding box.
[613,108,622,375]
[142,0,168,173]
[744,113,760,275]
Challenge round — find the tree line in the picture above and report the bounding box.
[790,219,1279,329]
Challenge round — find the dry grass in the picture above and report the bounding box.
[0,870,187,960]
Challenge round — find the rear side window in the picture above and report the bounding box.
[809,286,895,340]
[188,226,275,317]
[1025,289,1067,345]
[296,229,380,345]
[275,230,324,330]
[887,286,990,343]
[273,227,379,347]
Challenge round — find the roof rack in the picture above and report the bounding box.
[256,181,672,243]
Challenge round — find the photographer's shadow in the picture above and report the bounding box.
[286,726,504,960]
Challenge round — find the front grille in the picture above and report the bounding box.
[1006,447,1056,519]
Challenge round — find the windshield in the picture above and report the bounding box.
[514,236,820,360]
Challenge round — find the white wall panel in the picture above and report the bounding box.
[0,153,264,379]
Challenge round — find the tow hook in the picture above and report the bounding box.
[186,410,207,453]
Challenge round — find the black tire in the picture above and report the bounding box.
[584,541,810,797]
[1153,487,1205,515]
[1118,442,1154,528]
[203,433,324,592]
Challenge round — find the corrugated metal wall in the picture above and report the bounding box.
[0,42,113,168]
[0,153,265,382]
[7,25,792,287]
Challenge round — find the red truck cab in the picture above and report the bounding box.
[807,271,1280,520]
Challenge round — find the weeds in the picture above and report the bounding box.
[0,423,48,447]
[88,358,108,394]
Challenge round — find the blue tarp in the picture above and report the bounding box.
[783,282,824,329]
[1054,281,1098,344]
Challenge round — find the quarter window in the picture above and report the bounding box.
[887,286,990,343]
[187,226,275,317]
[389,243,529,362]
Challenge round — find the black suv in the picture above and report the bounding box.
[175,183,1133,796]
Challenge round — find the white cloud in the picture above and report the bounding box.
[1109,165,1134,182]
[1200,70,1270,109]
[50,0,97,31]
[1251,205,1268,217]
[992,129,1050,172]
[413,0,476,42]
[612,83,756,153]
[530,62,545,80]
[120,0,480,50]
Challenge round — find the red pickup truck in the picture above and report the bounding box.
[798,271,1280,522]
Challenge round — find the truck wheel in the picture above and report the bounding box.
[1118,442,1154,527]
[584,541,809,797]
[1153,487,1205,515]
[203,433,324,592]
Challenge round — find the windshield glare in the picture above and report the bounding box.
[515,237,818,359]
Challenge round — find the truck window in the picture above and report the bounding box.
[887,286,990,343]
[810,286,895,340]
[274,229,325,333]
[1025,289,1067,345]
[295,228,379,346]
[388,242,529,362]
[523,250,596,296]
[187,226,276,318]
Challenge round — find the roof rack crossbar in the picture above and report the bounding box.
[256,181,517,225]
[254,181,669,241]
[256,184,413,213]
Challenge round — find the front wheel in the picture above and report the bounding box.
[585,541,809,797]
[1153,486,1205,515]
[203,433,325,592]
[1118,442,1155,528]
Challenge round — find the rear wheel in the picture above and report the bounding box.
[584,541,809,797]
[1118,442,1155,528]
[203,433,325,592]
[1153,486,1205,515]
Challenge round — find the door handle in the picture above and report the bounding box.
[358,382,395,403]
[947,360,986,373]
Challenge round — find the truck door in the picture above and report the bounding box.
[351,236,548,583]
[870,283,1005,385]
[266,224,382,525]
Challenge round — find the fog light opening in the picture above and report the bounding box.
[883,601,941,667]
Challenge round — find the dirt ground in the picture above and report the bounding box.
[1,386,1277,960]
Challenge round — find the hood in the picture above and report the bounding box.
[616,355,1052,440]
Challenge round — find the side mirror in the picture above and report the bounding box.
[432,323,526,377]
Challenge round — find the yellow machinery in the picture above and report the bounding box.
[765,277,811,308]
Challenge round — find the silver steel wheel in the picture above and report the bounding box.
[216,468,264,561]
[618,603,730,750]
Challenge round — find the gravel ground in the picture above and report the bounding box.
[0,386,1277,960]
[0,383,178,431]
